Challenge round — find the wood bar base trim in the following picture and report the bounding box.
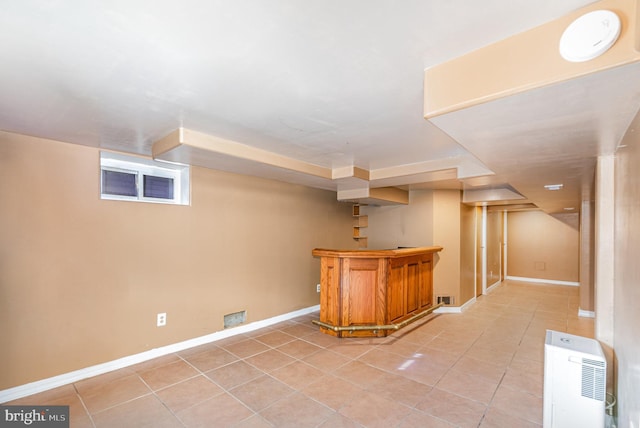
[312,246,443,338]
[311,302,444,335]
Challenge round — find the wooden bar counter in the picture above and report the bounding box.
[312,246,443,338]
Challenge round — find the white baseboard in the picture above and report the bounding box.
[505,276,579,287]
[578,308,595,318]
[486,280,501,293]
[434,296,476,314]
[0,304,320,404]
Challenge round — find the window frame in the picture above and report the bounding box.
[100,151,190,205]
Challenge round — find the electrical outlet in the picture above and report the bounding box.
[157,312,167,327]
[316,283,321,293]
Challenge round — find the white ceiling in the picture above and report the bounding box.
[2,0,638,213]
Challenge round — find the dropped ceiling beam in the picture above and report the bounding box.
[424,0,640,119]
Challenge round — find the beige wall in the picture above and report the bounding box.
[611,109,640,426]
[365,190,434,250]
[367,189,470,306]
[459,203,476,304]
[0,131,355,390]
[580,200,595,312]
[475,207,483,296]
[432,190,462,305]
[486,209,503,287]
[595,155,615,347]
[506,210,579,282]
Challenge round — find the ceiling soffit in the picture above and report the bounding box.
[153,127,495,205]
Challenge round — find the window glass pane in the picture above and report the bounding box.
[143,175,174,199]
[100,151,188,205]
[102,170,137,197]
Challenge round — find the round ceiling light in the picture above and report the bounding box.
[559,10,621,62]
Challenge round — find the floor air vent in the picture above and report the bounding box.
[224,310,246,328]
[437,296,454,305]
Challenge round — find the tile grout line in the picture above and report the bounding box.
[72,385,97,428]
[137,372,188,428]
[176,327,339,426]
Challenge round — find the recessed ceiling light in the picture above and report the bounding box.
[544,184,564,191]
[564,207,575,211]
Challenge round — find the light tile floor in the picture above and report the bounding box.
[8,280,594,427]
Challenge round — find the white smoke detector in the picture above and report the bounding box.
[559,10,621,62]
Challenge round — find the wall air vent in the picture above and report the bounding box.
[224,310,246,329]
[437,296,454,305]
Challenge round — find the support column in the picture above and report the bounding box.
[595,155,615,346]
[595,155,615,393]
[579,199,595,317]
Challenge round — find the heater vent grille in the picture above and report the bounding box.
[581,358,606,401]
[224,310,246,329]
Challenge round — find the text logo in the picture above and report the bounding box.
[0,406,69,428]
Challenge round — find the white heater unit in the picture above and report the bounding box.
[543,330,606,428]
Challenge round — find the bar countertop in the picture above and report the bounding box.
[311,246,443,259]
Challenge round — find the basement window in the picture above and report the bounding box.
[100,152,189,205]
